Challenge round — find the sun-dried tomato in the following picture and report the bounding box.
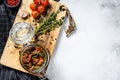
[7,0,19,6]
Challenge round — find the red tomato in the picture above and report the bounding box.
[30,3,38,11]
[33,0,40,5]
[31,11,39,19]
[37,6,44,13]
[40,0,49,7]
[35,48,41,53]
[7,0,19,6]
[37,57,44,66]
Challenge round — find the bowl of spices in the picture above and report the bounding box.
[4,0,21,8]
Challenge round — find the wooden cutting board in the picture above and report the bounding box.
[0,0,66,76]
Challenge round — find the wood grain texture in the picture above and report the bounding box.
[0,0,66,75]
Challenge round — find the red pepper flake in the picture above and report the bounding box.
[6,0,19,6]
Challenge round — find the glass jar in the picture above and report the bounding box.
[9,22,34,44]
[19,44,50,78]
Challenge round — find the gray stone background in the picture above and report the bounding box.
[1,0,120,80]
[46,0,120,80]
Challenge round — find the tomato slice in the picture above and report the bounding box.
[37,57,44,66]
[35,47,41,53]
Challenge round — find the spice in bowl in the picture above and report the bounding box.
[4,0,21,8]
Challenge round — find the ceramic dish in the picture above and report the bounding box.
[4,0,21,8]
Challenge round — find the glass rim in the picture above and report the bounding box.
[9,22,34,44]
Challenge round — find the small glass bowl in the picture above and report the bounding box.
[9,22,34,44]
[4,0,21,8]
[19,44,50,74]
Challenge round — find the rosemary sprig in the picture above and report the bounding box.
[35,12,64,36]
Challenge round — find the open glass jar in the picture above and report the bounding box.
[9,22,34,45]
[19,44,50,78]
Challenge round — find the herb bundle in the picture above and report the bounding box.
[35,12,64,36]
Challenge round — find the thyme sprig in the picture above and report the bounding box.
[35,12,64,36]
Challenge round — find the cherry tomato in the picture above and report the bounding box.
[30,3,38,11]
[33,0,40,5]
[40,0,49,7]
[31,11,39,19]
[37,6,44,13]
